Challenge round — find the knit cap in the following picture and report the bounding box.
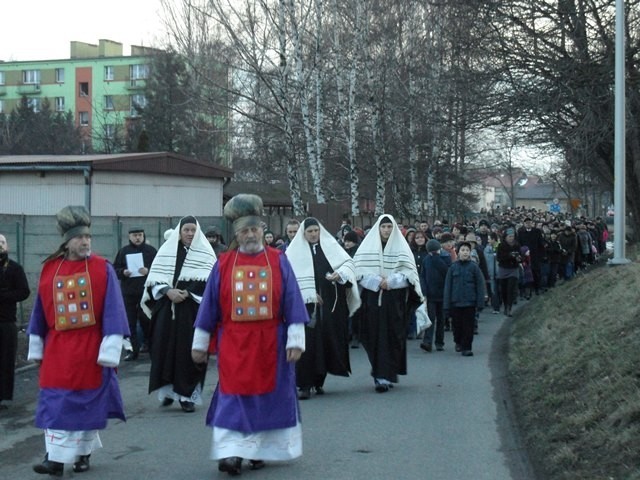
[426,239,441,252]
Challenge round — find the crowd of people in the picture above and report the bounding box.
[0,201,610,477]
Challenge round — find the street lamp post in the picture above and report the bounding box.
[609,0,631,265]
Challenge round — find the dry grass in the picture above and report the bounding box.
[509,249,640,480]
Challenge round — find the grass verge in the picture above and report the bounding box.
[509,251,640,480]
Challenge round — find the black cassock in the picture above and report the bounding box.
[296,243,351,390]
[146,244,206,397]
[359,270,421,383]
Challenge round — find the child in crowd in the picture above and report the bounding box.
[519,245,534,300]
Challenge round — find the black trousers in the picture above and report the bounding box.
[124,294,150,353]
[451,306,476,352]
[0,322,17,401]
[499,277,518,309]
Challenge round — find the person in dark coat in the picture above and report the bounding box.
[203,226,228,257]
[496,228,521,317]
[141,216,215,413]
[545,230,563,288]
[286,218,360,399]
[342,230,362,348]
[0,234,30,410]
[557,224,577,280]
[419,239,451,352]
[443,242,486,357]
[113,227,157,360]
[517,217,546,294]
[353,215,424,392]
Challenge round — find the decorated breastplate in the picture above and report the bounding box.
[52,260,96,331]
[231,263,273,321]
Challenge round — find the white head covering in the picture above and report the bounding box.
[141,216,216,317]
[286,218,361,316]
[353,214,423,300]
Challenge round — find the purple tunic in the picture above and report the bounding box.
[195,254,307,433]
[28,263,130,431]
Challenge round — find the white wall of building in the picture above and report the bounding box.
[0,170,225,216]
[0,171,86,215]
[91,171,224,216]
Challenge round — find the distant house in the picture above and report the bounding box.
[0,152,233,217]
[513,176,569,213]
[471,171,569,214]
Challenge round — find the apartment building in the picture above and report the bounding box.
[0,39,156,152]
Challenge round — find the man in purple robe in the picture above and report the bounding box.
[191,194,308,476]
[28,205,130,476]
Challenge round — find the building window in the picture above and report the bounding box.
[79,111,89,126]
[55,97,65,112]
[0,72,4,85]
[23,69,40,84]
[27,98,41,112]
[130,64,148,80]
[104,95,114,110]
[105,124,115,139]
[104,66,114,81]
[130,94,146,116]
[0,100,3,114]
[79,82,89,96]
[55,68,65,83]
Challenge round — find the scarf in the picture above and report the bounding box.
[141,217,216,317]
[353,214,423,301]
[286,218,361,316]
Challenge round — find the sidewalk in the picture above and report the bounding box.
[0,309,536,479]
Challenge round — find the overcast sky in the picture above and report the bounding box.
[0,0,171,62]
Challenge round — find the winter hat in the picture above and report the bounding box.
[440,232,455,243]
[128,226,144,234]
[56,205,91,243]
[343,230,360,244]
[204,226,219,237]
[426,239,441,252]
[224,194,264,233]
[304,218,320,230]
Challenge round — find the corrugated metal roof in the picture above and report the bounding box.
[0,152,233,179]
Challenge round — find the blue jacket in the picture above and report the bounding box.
[443,259,486,314]
[421,252,451,301]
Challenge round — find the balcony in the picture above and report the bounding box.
[17,83,41,95]
[126,78,146,90]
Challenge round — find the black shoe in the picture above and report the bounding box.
[455,343,462,352]
[298,388,311,400]
[420,343,432,352]
[374,380,391,393]
[139,343,150,354]
[314,386,324,395]
[124,351,138,361]
[179,400,195,412]
[461,350,474,357]
[73,454,91,473]
[33,454,64,476]
[249,460,265,470]
[375,383,390,393]
[474,327,479,335]
[436,344,444,351]
[161,397,174,407]
[218,457,242,476]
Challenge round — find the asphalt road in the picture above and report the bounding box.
[0,310,536,479]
